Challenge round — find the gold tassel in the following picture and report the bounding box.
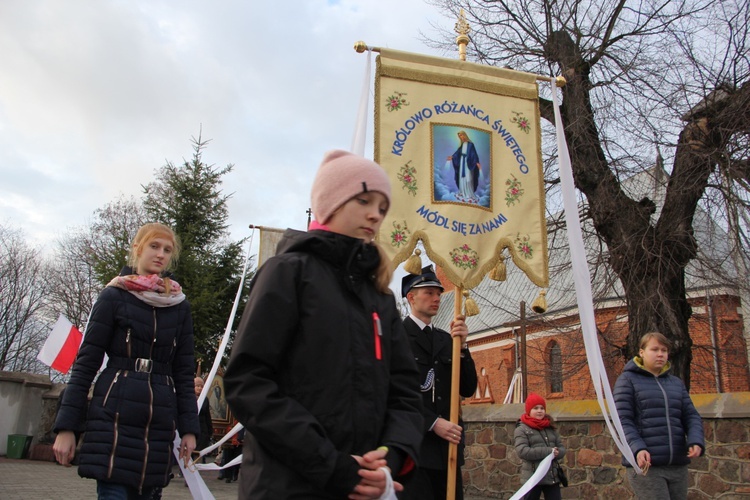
[463,290,479,317]
[403,249,422,275]
[489,255,506,281]
[531,289,547,314]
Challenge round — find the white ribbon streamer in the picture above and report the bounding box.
[550,82,641,474]
[351,49,372,156]
[509,452,555,500]
[377,466,398,500]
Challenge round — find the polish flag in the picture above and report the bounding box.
[37,315,83,373]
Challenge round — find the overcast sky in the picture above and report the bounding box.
[0,1,455,258]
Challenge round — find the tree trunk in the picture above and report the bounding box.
[544,29,716,388]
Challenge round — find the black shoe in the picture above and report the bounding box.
[226,478,232,483]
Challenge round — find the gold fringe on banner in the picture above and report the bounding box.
[531,289,547,314]
[489,255,506,281]
[463,290,479,317]
[403,248,423,275]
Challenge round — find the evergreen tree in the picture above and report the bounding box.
[142,132,249,367]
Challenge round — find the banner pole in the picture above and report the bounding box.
[446,286,463,500]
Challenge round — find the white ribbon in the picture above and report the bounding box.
[509,452,555,500]
[377,467,398,500]
[351,49,372,156]
[550,82,641,474]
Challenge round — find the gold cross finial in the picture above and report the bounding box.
[455,9,470,61]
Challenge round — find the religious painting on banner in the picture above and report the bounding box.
[375,48,549,289]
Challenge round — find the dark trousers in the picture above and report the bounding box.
[524,484,562,500]
[399,467,463,500]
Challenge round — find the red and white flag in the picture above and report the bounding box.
[38,315,83,374]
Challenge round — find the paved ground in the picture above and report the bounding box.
[0,456,492,499]
[0,457,238,500]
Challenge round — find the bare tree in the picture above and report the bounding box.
[88,195,148,286]
[47,196,146,332]
[425,0,750,387]
[0,224,50,371]
[48,227,100,330]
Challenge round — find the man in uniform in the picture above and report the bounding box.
[400,265,478,500]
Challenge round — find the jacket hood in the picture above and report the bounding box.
[625,357,672,376]
[276,229,380,279]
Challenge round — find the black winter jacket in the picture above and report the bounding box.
[54,270,199,491]
[224,229,423,499]
[613,358,705,467]
[403,316,477,470]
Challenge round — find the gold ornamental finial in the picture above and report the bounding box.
[354,41,368,53]
[454,9,470,61]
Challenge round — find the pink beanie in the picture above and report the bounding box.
[525,393,546,415]
[311,150,392,224]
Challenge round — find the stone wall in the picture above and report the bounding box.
[461,393,750,499]
[0,371,58,456]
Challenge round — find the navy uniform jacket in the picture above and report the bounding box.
[403,316,477,470]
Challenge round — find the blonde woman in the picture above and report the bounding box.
[54,223,199,499]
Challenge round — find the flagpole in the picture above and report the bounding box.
[353,41,565,86]
[444,12,472,499]
[446,286,464,499]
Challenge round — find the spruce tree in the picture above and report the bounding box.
[142,132,248,367]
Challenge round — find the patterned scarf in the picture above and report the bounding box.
[520,413,552,430]
[107,274,186,307]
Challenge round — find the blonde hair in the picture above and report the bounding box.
[639,331,671,351]
[128,223,181,274]
[372,242,393,295]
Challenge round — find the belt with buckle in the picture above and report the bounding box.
[108,356,170,375]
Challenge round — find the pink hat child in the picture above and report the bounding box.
[310,150,392,225]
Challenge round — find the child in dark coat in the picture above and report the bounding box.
[513,393,566,500]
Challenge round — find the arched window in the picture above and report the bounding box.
[547,341,563,393]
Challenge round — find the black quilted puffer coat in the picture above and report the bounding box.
[54,269,199,492]
[224,229,423,499]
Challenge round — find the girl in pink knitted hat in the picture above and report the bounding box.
[513,393,567,499]
[224,150,423,499]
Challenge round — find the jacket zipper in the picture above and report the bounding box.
[107,412,120,478]
[103,370,122,407]
[126,328,132,358]
[138,309,158,494]
[655,375,673,464]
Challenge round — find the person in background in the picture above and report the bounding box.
[513,393,567,500]
[613,332,705,499]
[224,149,423,499]
[53,222,199,500]
[193,376,213,463]
[219,426,244,483]
[399,265,477,500]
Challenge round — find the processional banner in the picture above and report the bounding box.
[257,226,286,269]
[375,49,548,289]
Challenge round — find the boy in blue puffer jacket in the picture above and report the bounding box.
[613,332,704,499]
